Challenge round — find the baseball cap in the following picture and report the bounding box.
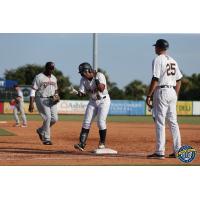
[45,61,55,70]
[153,39,169,49]
[13,84,19,88]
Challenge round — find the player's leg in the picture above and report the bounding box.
[13,105,20,126]
[35,97,52,144]
[166,89,181,156]
[18,101,27,127]
[97,97,111,148]
[74,101,97,151]
[50,104,58,127]
[153,89,168,156]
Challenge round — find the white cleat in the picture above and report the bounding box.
[21,124,28,128]
[98,143,105,149]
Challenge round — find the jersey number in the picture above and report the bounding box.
[166,63,176,76]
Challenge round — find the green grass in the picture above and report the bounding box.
[0,114,199,124]
[0,128,15,136]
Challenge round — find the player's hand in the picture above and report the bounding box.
[67,85,78,95]
[28,103,34,113]
[146,96,153,108]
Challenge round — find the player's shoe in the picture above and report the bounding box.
[169,153,176,158]
[147,153,165,159]
[36,128,44,141]
[21,124,27,128]
[74,143,85,151]
[13,123,20,127]
[98,143,105,149]
[43,140,53,145]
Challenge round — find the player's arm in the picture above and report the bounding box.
[95,73,106,92]
[175,79,181,96]
[95,79,105,92]
[146,76,159,107]
[29,88,36,112]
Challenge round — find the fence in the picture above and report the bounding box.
[0,100,200,116]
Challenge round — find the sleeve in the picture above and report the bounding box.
[32,76,39,90]
[176,63,183,80]
[18,90,23,98]
[96,72,106,85]
[152,57,161,79]
[55,77,58,90]
[79,78,86,94]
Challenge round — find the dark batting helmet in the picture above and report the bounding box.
[78,62,93,74]
[45,61,55,70]
[153,39,169,50]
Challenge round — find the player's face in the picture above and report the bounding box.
[45,66,54,75]
[155,46,166,55]
[82,71,93,79]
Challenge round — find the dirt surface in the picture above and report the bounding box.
[0,121,199,165]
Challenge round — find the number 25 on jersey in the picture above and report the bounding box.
[166,63,176,76]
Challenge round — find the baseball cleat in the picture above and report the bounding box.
[98,143,105,149]
[168,153,176,158]
[74,143,85,151]
[13,123,20,127]
[36,128,44,141]
[21,124,28,128]
[147,153,165,159]
[43,141,53,145]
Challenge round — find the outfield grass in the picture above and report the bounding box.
[0,114,199,124]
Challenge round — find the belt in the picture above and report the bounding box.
[159,85,173,88]
[92,96,107,101]
[38,96,53,98]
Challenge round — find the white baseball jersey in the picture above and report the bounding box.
[79,72,108,100]
[152,54,183,86]
[17,89,24,102]
[152,54,182,155]
[32,73,58,97]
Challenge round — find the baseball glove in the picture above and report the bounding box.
[51,94,60,104]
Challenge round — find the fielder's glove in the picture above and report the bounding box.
[51,94,60,104]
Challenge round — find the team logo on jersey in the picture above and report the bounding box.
[176,145,196,163]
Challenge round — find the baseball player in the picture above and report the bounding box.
[28,62,59,145]
[146,39,182,159]
[71,62,111,151]
[12,84,27,127]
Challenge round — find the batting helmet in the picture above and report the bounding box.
[78,62,93,74]
[45,61,55,70]
[153,39,169,50]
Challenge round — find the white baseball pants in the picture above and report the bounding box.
[153,87,181,155]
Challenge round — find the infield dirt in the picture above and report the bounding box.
[0,121,199,165]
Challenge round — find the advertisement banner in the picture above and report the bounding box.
[176,101,193,115]
[0,102,3,113]
[57,100,88,114]
[3,102,38,114]
[109,100,145,115]
[193,101,200,115]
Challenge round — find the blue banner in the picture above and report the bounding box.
[109,100,145,115]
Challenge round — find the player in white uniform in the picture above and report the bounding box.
[12,84,27,127]
[72,62,111,151]
[29,62,59,145]
[146,39,182,159]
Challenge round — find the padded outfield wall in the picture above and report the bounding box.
[1,100,200,116]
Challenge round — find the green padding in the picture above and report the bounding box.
[0,128,15,136]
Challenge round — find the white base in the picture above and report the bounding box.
[93,148,118,155]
